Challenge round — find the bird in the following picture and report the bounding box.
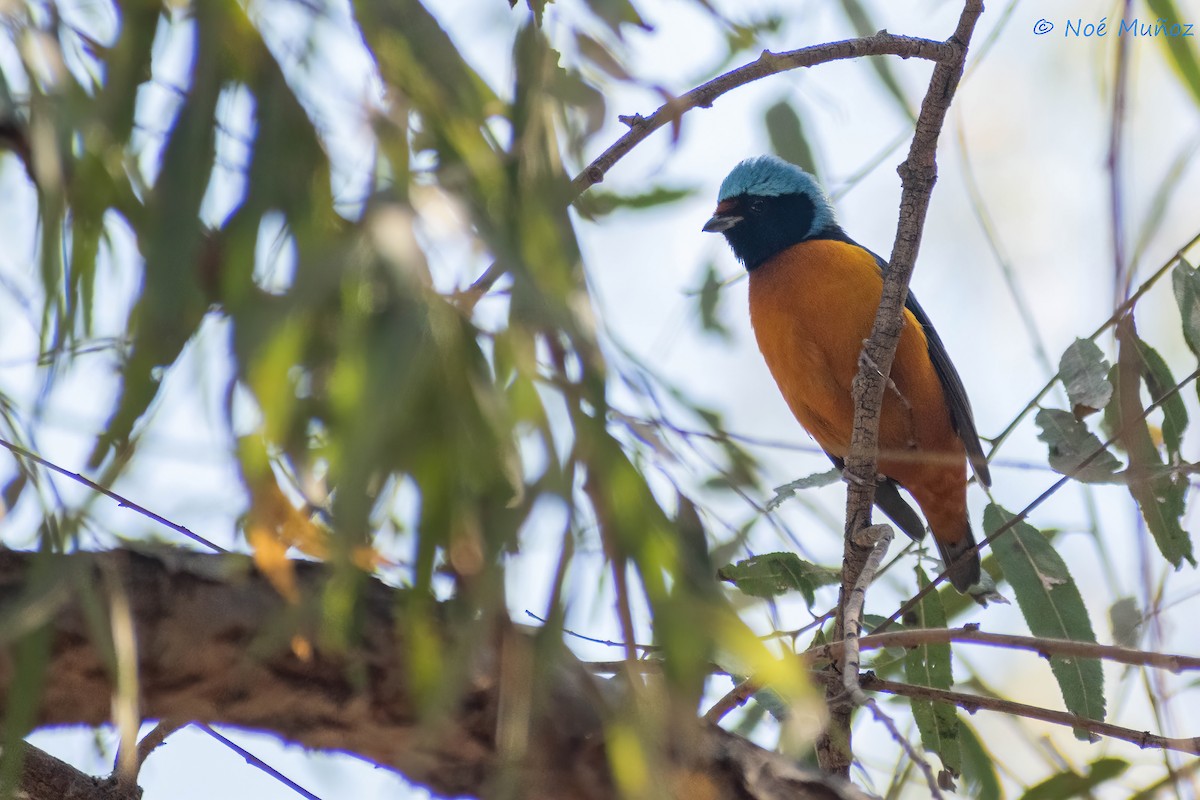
[702,155,990,591]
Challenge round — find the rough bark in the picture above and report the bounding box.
[0,549,873,800]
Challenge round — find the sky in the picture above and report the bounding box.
[3,0,1200,797]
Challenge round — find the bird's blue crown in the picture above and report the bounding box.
[717,155,837,235]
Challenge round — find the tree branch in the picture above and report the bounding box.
[460,32,955,307]
[864,675,1200,756]
[812,625,1200,673]
[822,0,984,777]
[839,526,944,800]
[0,549,873,800]
[9,741,140,800]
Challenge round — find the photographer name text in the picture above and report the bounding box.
[1032,17,1193,37]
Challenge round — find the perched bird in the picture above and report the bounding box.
[703,155,990,591]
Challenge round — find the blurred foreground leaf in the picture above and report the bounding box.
[986,504,1105,735]
[717,552,838,606]
[903,567,962,781]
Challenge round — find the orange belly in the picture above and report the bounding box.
[748,239,969,541]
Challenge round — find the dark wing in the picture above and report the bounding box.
[866,249,992,487]
[826,453,927,543]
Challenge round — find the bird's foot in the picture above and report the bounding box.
[858,344,882,376]
[844,470,892,489]
[859,343,915,414]
[852,523,892,548]
[841,469,872,487]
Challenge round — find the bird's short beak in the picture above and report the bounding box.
[702,213,742,233]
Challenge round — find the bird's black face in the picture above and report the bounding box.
[703,191,823,271]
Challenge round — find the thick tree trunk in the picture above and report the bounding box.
[0,549,871,799]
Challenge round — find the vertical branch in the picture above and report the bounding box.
[1109,0,1133,305]
[841,524,944,800]
[817,0,985,777]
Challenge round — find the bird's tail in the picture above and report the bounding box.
[935,527,981,592]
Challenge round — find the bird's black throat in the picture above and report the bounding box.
[720,192,847,271]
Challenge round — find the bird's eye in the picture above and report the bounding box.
[749,199,765,214]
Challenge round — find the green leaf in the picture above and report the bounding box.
[750,684,791,722]
[1018,757,1129,800]
[1,472,27,513]
[764,100,819,177]
[574,32,632,80]
[574,186,694,219]
[903,567,962,778]
[1132,337,1189,460]
[1109,597,1142,649]
[1173,258,1200,357]
[90,3,228,466]
[580,0,652,37]
[766,467,842,510]
[1128,438,1195,568]
[1058,338,1112,415]
[1034,409,1122,483]
[717,552,839,606]
[1145,0,1200,108]
[1112,321,1194,567]
[986,504,1106,732]
[958,720,1002,800]
[695,263,731,340]
[1172,258,1200,405]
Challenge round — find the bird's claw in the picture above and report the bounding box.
[852,523,891,548]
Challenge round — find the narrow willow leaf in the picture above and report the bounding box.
[986,505,1106,732]
[1132,337,1189,460]
[575,186,694,218]
[1109,597,1142,649]
[717,552,838,606]
[695,262,731,340]
[765,100,819,177]
[90,5,227,466]
[1058,338,1112,415]
[1018,757,1129,800]
[1034,409,1122,483]
[767,467,842,510]
[1173,258,1200,357]
[1114,320,1194,567]
[1146,0,1200,108]
[574,32,631,80]
[580,0,651,37]
[903,567,962,779]
[1171,258,1200,405]
[958,720,1002,800]
[1,472,27,512]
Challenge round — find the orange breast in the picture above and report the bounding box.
[747,239,968,529]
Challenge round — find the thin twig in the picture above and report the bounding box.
[823,0,984,777]
[197,724,325,800]
[840,525,944,799]
[459,34,956,308]
[864,676,1200,756]
[1109,0,1133,305]
[135,720,184,770]
[523,611,660,652]
[704,677,759,723]
[812,625,1200,673]
[0,436,227,553]
[840,526,892,703]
